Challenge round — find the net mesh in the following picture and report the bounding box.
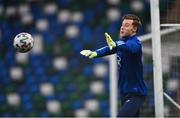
[160,0,180,116]
[160,0,180,24]
[142,0,180,117]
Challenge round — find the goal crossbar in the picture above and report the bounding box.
[161,24,180,27]
[138,27,180,42]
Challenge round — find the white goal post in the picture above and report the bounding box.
[150,0,164,116]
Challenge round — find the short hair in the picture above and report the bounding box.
[122,14,142,32]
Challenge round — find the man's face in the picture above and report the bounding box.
[120,19,137,38]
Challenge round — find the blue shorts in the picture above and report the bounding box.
[117,94,146,117]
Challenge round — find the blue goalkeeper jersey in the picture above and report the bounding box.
[95,35,147,96]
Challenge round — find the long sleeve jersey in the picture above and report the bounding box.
[95,35,147,96]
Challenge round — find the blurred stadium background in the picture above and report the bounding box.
[0,0,179,117]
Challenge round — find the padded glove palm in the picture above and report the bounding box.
[80,50,97,58]
[105,32,116,50]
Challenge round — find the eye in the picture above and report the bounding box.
[122,23,130,27]
[125,23,130,27]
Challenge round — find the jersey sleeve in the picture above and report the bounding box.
[115,40,141,54]
[95,46,117,58]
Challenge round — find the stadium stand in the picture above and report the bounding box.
[0,0,175,117]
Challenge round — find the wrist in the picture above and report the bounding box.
[90,51,98,58]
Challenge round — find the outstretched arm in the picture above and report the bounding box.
[80,33,117,59]
[80,46,116,59]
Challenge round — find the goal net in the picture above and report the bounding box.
[141,0,180,117]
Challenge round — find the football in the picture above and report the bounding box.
[13,32,34,53]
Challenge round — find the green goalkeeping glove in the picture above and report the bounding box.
[80,33,115,58]
[105,32,116,50]
[80,50,97,59]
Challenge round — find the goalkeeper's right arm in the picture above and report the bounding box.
[80,45,116,59]
[80,32,117,59]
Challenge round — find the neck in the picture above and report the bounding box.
[121,33,136,39]
[130,32,136,37]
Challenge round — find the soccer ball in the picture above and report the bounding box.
[13,32,34,53]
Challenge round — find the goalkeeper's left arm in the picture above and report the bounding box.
[80,33,117,59]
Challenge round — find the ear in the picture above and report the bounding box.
[132,26,137,33]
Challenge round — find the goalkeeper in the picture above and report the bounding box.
[80,14,147,117]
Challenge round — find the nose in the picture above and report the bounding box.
[120,26,124,31]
